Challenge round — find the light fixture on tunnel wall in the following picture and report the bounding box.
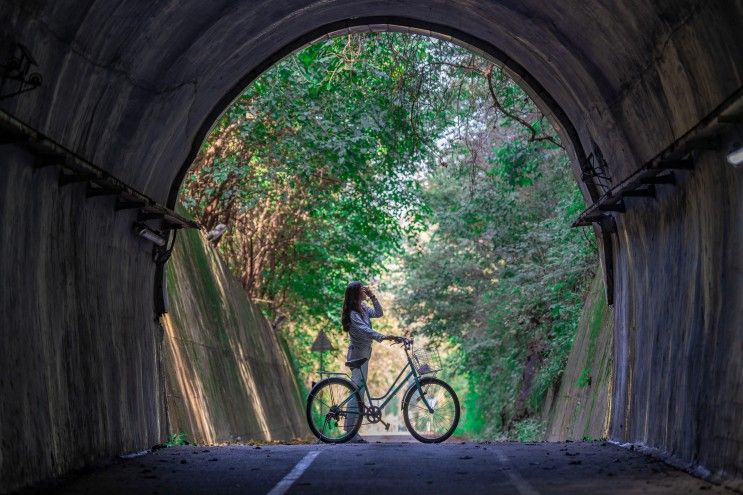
[134,223,166,247]
[726,143,743,167]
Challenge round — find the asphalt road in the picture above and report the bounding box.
[28,441,731,494]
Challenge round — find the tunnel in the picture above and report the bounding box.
[1,1,742,491]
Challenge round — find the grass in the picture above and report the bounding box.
[165,432,190,446]
[577,367,591,388]
[513,418,546,442]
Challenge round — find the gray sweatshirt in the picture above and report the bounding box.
[346,297,385,360]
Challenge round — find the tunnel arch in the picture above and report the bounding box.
[9,1,740,203]
[167,16,603,210]
[1,1,742,491]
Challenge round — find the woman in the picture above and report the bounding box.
[341,280,394,442]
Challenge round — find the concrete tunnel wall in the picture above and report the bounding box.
[0,146,168,491]
[611,148,743,479]
[1,0,742,490]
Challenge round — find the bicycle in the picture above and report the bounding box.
[306,336,460,443]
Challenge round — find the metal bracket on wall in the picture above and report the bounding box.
[59,171,97,186]
[621,185,655,198]
[0,43,42,100]
[86,182,123,198]
[573,160,692,229]
[584,139,614,196]
[574,86,743,229]
[115,196,147,211]
[138,210,166,222]
[0,108,198,231]
[572,85,743,305]
[33,152,63,169]
[640,173,675,186]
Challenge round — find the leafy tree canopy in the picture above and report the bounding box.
[180,32,596,438]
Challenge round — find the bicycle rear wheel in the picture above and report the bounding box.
[402,377,460,443]
[306,377,363,443]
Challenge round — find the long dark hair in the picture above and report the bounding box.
[341,281,364,332]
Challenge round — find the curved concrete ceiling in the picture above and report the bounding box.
[2,1,741,204]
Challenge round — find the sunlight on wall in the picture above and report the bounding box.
[203,234,275,440]
[162,314,217,443]
[161,228,307,444]
[230,337,274,441]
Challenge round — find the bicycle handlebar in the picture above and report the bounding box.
[388,335,413,348]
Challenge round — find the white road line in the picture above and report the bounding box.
[266,450,322,495]
[494,446,541,495]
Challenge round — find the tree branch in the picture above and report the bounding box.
[485,67,563,149]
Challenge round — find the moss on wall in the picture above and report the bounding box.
[541,269,614,441]
[162,228,308,443]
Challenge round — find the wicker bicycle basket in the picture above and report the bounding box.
[411,347,441,375]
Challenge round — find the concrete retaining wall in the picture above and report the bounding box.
[162,227,307,444]
[542,271,613,442]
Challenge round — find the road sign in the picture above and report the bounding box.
[311,330,336,352]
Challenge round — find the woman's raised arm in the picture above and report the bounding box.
[365,294,384,318]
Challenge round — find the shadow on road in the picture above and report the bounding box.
[22,441,729,494]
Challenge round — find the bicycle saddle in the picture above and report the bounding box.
[345,357,369,369]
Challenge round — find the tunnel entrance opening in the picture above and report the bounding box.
[169,27,598,445]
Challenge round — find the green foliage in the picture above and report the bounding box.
[574,283,608,390]
[180,32,596,439]
[396,153,595,438]
[577,367,591,388]
[393,78,597,438]
[586,288,607,363]
[165,432,190,446]
[513,419,546,442]
[182,33,457,380]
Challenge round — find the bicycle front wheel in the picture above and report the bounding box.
[402,377,460,443]
[306,377,363,443]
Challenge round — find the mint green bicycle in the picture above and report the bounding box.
[306,336,460,443]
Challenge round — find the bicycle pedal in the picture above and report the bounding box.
[382,420,391,431]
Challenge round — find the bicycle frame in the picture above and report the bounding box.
[337,344,434,414]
